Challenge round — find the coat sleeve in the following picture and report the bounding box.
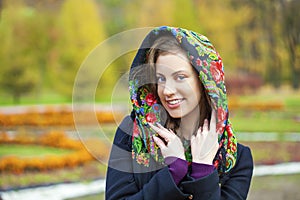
[220,144,254,199]
[178,144,253,200]
[179,170,221,199]
[105,116,190,200]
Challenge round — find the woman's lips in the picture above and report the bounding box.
[165,98,184,109]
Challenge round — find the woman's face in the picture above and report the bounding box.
[156,52,201,119]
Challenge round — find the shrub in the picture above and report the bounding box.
[226,72,264,95]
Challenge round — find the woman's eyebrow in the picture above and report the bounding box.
[155,72,164,76]
[156,70,189,76]
[156,70,188,76]
[171,70,188,76]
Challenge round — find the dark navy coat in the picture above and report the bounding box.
[105,116,253,200]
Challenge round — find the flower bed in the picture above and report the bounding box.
[0,108,122,127]
[228,100,284,111]
[0,131,110,174]
[242,141,300,165]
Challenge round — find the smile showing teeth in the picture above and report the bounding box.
[167,99,183,105]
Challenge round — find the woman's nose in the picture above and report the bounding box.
[163,81,176,96]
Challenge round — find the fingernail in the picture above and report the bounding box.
[148,123,154,127]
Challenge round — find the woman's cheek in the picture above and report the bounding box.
[157,86,163,98]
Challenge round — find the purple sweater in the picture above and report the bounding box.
[165,157,214,185]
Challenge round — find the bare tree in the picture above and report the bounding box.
[280,0,300,89]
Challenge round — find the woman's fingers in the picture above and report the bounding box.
[155,122,166,129]
[203,119,209,132]
[210,109,217,132]
[150,123,185,160]
[191,109,219,164]
[153,135,166,149]
[155,123,176,135]
[149,123,172,141]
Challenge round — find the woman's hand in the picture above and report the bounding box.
[191,110,219,165]
[150,123,185,160]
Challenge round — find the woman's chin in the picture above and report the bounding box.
[168,111,183,119]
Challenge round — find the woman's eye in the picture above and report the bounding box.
[176,75,186,81]
[156,76,165,83]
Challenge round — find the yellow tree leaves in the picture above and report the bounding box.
[0,0,40,103]
[196,0,253,72]
[52,0,106,98]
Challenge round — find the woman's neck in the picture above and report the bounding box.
[177,105,200,140]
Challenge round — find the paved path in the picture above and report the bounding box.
[253,162,300,176]
[1,179,105,200]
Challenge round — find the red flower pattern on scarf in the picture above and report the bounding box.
[196,58,202,66]
[145,93,157,106]
[132,121,140,137]
[210,60,224,84]
[146,112,157,123]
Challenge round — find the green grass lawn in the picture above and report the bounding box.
[0,144,73,158]
[0,84,129,105]
[231,110,300,133]
[228,88,300,133]
[248,174,300,200]
[0,90,69,105]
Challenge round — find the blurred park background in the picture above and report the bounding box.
[0,0,300,199]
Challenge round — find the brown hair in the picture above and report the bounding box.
[147,36,212,132]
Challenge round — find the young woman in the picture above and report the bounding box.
[105,26,253,200]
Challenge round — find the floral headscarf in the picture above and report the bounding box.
[129,26,237,174]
